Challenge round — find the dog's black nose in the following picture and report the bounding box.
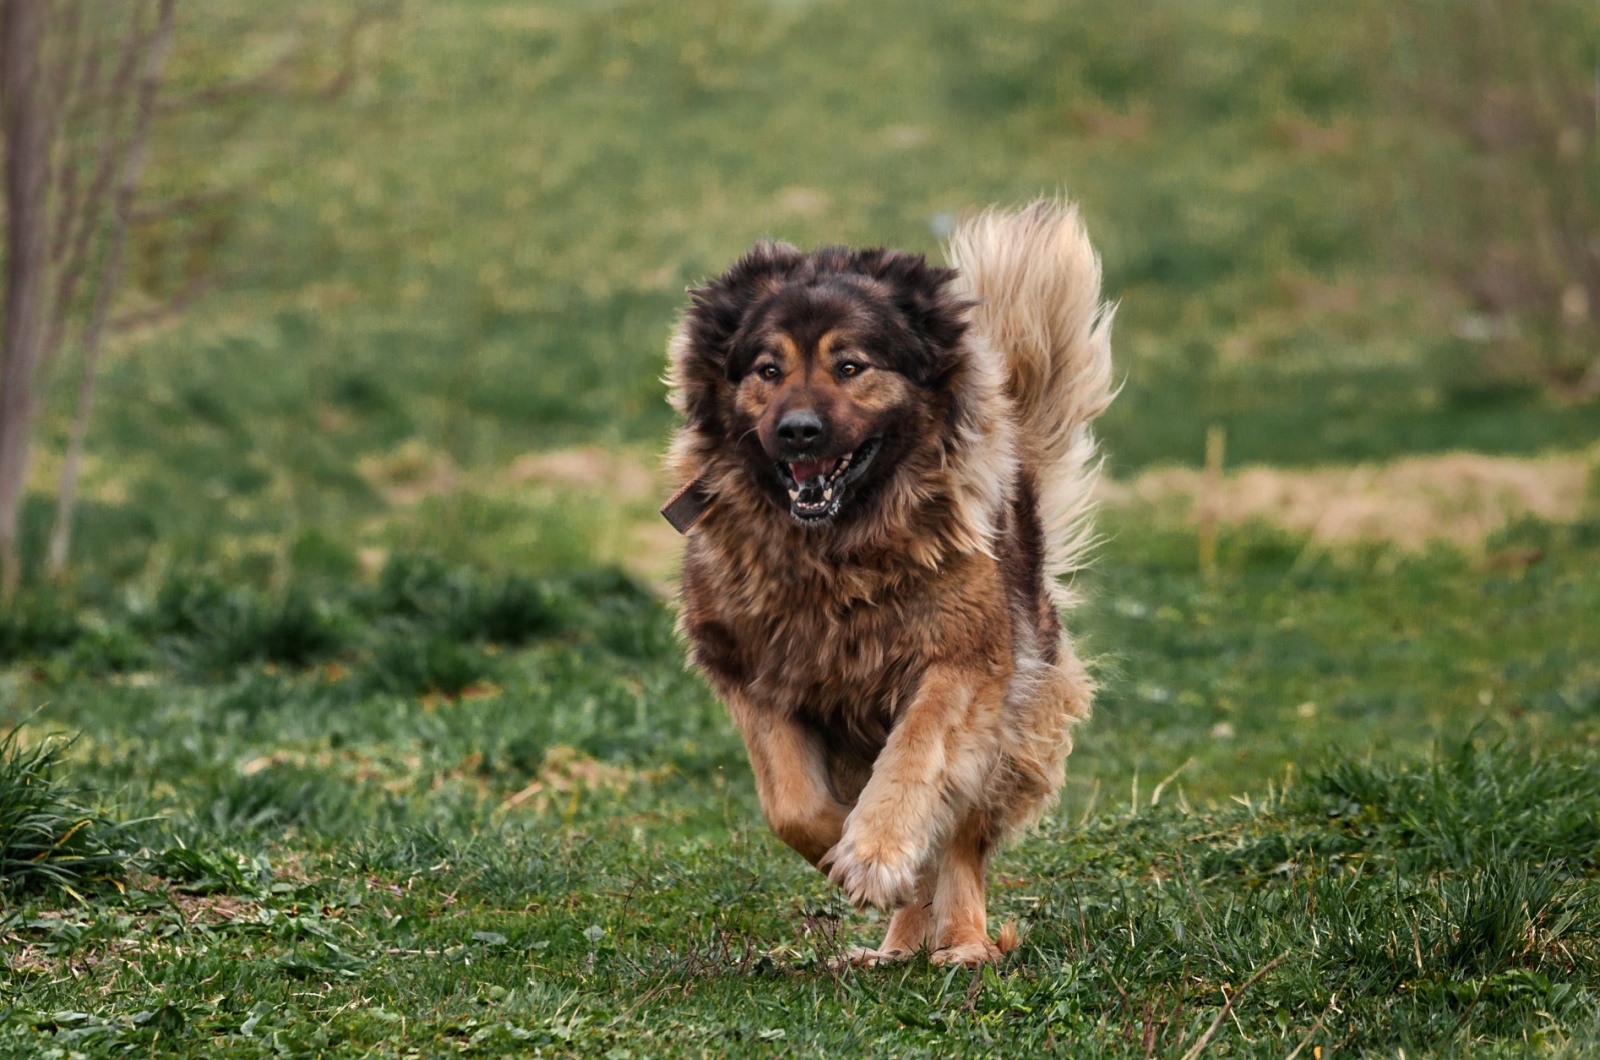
[776,409,824,447]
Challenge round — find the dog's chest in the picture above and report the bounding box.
[752,595,919,714]
[681,536,933,718]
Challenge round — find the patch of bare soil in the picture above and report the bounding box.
[1,881,270,981]
[1099,451,1594,549]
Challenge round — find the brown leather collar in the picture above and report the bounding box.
[660,476,711,534]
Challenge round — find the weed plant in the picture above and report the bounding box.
[0,728,136,897]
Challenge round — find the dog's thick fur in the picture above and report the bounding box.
[665,200,1114,966]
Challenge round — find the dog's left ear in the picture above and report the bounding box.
[850,249,972,383]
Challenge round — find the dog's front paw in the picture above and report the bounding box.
[819,834,918,910]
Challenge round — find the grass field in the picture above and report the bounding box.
[4,0,1600,1055]
[2,517,1598,1055]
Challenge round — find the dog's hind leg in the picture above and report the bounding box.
[840,872,936,967]
[928,811,1004,966]
[729,695,850,866]
[877,880,935,957]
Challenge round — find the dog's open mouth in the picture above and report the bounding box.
[777,437,881,521]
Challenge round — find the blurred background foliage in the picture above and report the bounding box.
[14,0,1594,589]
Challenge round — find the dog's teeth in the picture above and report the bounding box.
[823,487,833,501]
[788,489,799,501]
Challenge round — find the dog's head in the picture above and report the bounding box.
[673,242,974,526]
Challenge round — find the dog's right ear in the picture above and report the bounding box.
[685,240,804,371]
[676,241,803,434]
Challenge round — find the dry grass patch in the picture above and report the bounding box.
[504,445,657,503]
[357,440,457,506]
[499,745,670,813]
[369,446,1596,590]
[1100,450,1596,549]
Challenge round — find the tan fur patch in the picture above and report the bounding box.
[816,328,843,359]
[774,332,802,367]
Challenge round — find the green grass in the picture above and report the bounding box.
[2,518,1598,1056]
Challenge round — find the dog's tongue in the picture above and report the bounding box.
[790,458,834,485]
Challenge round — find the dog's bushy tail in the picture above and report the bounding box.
[947,200,1115,603]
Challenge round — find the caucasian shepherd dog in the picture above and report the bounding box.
[662,200,1114,966]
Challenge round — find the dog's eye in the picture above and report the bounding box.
[837,361,864,378]
[756,365,781,382]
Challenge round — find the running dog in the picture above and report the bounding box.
[662,200,1114,965]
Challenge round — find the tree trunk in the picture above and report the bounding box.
[49,0,174,578]
[0,0,52,601]
[42,1,146,374]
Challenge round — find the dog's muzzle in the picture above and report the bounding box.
[776,437,882,521]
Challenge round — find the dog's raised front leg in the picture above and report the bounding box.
[729,695,850,866]
[820,666,1004,909]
